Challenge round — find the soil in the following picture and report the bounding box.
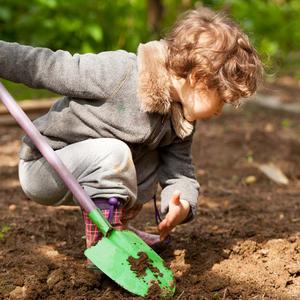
[146,281,165,300]
[1,82,300,299]
[127,251,165,298]
[127,252,161,278]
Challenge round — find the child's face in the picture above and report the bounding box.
[171,78,224,122]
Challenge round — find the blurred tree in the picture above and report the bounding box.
[0,0,299,99]
[148,0,164,38]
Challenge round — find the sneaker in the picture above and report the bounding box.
[128,225,171,253]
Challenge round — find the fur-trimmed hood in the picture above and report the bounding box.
[137,40,194,139]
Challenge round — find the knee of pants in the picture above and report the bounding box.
[104,139,135,174]
[18,159,68,206]
[87,138,137,207]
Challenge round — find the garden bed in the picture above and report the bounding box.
[0,90,300,299]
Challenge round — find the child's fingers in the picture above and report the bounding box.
[158,218,172,240]
[159,226,169,241]
[158,213,178,240]
[158,192,185,240]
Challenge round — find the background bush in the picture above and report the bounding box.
[0,0,299,99]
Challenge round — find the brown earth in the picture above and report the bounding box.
[0,85,300,299]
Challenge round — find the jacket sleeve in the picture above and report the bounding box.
[158,135,200,223]
[0,41,130,99]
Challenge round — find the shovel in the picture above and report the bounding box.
[0,82,176,297]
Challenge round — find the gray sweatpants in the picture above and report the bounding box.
[18,138,138,209]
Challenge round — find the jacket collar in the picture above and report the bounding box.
[137,40,194,139]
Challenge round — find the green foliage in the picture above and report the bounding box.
[281,118,291,128]
[0,0,149,53]
[213,0,300,76]
[0,0,149,99]
[0,224,10,241]
[0,0,299,99]
[212,292,220,300]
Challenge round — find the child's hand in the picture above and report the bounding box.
[158,191,190,241]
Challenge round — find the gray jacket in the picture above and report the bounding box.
[0,40,200,220]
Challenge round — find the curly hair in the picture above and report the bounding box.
[165,7,263,104]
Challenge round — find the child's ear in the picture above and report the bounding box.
[187,74,194,87]
[187,72,198,88]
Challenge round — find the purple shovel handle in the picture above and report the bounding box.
[0,82,96,214]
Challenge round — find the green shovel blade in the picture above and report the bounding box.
[85,229,176,297]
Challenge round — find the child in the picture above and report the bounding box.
[0,7,262,259]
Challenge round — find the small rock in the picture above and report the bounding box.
[258,249,269,257]
[9,286,27,300]
[8,204,17,212]
[221,248,231,259]
[175,270,183,278]
[264,123,275,133]
[244,175,257,184]
[197,169,206,177]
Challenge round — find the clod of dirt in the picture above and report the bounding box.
[46,269,65,289]
[147,280,163,299]
[145,279,175,299]
[170,249,190,278]
[23,275,48,299]
[127,252,168,297]
[9,286,27,300]
[287,264,300,276]
[231,240,259,257]
[127,251,162,278]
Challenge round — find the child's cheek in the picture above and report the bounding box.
[195,98,222,120]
